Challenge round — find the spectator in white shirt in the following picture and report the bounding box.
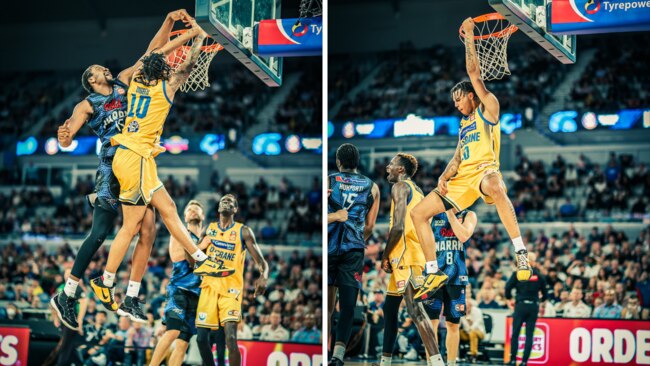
[260,312,290,341]
[563,288,591,318]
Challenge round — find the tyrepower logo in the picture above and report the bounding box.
[0,335,19,366]
[570,328,650,364]
[515,324,549,364]
[267,351,323,366]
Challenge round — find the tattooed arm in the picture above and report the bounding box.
[165,18,206,97]
[437,141,462,196]
[461,17,499,122]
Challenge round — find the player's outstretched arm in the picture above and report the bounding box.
[462,17,499,121]
[57,100,93,147]
[118,9,193,84]
[364,183,381,240]
[381,182,410,273]
[166,22,206,95]
[437,141,462,195]
[243,226,269,296]
[445,210,477,243]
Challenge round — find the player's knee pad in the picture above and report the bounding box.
[197,328,211,343]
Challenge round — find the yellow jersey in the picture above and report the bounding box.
[388,179,426,266]
[110,79,172,158]
[201,221,247,299]
[457,106,501,174]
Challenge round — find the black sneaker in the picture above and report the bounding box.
[50,292,79,330]
[117,296,148,323]
[328,357,344,366]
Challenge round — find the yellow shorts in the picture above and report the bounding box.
[195,285,242,329]
[387,264,425,296]
[435,163,504,211]
[112,147,163,205]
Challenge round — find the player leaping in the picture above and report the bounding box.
[90,19,227,315]
[51,10,192,330]
[411,17,532,302]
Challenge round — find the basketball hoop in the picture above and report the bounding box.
[459,13,518,81]
[167,29,224,92]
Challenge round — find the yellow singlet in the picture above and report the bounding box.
[110,79,172,158]
[202,221,247,298]
[388,179,426,266]
[457,106,501,174]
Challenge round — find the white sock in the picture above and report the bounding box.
[332,344,345,361]
[191,250,208,262]
[102,271,116,287]
[512,236,526,252]
[126,281,141,298]
[427,359,432,366]
[380,355,392,366]
[426,261,439,274]
[448,360,457,366]
[64,278,79,298]
[429,354,444,366]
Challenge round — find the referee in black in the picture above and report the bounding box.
[505,252,547,366]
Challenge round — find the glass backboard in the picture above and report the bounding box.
[489,0,577,64]
[196,0,283,86]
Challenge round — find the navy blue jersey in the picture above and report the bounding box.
[167,232,202,296]
[85,79,128,211]
[431,211,469,286]
[328,172,375,255]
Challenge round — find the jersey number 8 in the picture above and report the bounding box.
[446,252,454,265]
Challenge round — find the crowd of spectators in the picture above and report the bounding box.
[331,43,568,122]
[354,223,650,360]
[0,240,322,364]
[357,150,649,223]
[569,33,650,111]
[274,59,322,135]
[0,172,322,243]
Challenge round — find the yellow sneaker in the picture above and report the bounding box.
[194,259,235,277]
[413,270,448,302]
[90,277,118,312]
[515,250,532,281]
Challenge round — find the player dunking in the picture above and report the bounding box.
[194,194,269,366]
[411,17,532,301]
[374,153,444,366]
[426,209,477,366]
[150,200,206,366]
[51,10,192,330]
[90,18,226,316]
[328,143,380,366]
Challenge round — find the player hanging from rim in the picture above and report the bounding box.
[90,17,227,319]
[51,10,194,330]
[373,153,444,366]
[411,17,532,302]
[150,200,206,366]
[194,194,269,366]
[328,143,380,366]
[426,208,477,366]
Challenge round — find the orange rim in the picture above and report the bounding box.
[169,29,224,53]
[459,12,518,40]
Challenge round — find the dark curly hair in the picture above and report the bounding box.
[336,143,360,170]
[139,52,172,83]
[451,80,479,101]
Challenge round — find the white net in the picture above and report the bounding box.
[459,14,517,81]
[167,32,223,92]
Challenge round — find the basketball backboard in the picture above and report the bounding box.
[196,0,283,86]
[489,0,577,64]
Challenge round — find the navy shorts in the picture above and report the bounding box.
[163,288,200,342]
[425,285,466,323]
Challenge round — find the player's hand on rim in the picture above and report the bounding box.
[462,17,475,35]
[168,9,193,26]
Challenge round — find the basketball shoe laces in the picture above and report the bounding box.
[516,252,528,268]
[127,297,146,318]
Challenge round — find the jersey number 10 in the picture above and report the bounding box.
[127,94,152,119]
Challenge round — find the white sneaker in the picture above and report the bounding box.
[91,353,106,366]
[404,347,418,361]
